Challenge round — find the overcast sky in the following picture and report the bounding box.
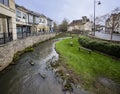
[15,0,120,23]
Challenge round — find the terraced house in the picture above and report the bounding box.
[0,0,54,44]
[0,0,17,44]
[16,4,40,38]
[16,4,54,37]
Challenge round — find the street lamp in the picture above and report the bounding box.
[93,0,101,36]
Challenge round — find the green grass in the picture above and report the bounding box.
[55,37,120,88]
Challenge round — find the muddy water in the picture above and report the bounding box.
[0,39,89,94]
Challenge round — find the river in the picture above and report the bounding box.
[0,39,89,94]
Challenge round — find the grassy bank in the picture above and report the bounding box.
[55,37,120,93]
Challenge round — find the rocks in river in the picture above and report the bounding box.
[47,59,52,64]
[62,79,73,92]
[46,56,57,64]
[38,73,46,79]
[29,60,35,66]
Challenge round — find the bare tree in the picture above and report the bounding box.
[59,18,69,32]
[110,7,120,40]
[53,22,58,32]
[96,7,120,40]
[95,13,110,25]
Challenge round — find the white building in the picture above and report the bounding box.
[68,16,93,32]
[105,13,120,33]
[84,22,93,31]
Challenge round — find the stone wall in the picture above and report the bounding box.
[0,34,56,71]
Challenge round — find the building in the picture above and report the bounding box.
[68,20,83,31]
[16,4,40,38]
[105,13,120,33]
[68,16,93,32]
[0,0,17,44]
[47,17,54,32]
[0,1,54,44]
[29,11,40,33]
[84,21,93,31]
[37,14,48,32]
[16,4,31,38]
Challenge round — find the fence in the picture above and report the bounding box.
[17,31,56,39]
[0,32,13,45]
[0,31,57,45]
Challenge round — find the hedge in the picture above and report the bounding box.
[78,36,120,58]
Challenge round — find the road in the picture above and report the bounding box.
[95,32,120,41]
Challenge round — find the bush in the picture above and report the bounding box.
[78,36,120,58]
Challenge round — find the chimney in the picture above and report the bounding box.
[82,16,87,24]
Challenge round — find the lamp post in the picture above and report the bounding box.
[93,0,101,36]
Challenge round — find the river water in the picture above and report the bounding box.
[0,39,89,94]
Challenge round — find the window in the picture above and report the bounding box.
[4,0,9,6]
[29,14,33,23]
[16,11,21,18]
[34,17,39,24]
[17,27,22,33]
[0,0,9,6]
[40,19,42,22]
[0,0,4,4]
[23,13,27,19]
[43,19,45,23]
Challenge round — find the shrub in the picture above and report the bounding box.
[78,36,120,58]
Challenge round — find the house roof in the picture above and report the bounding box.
[68,20,82,26]
[16,4,41,17]
[68,16,90,26]
[15,4,29,13]
[47,17,53,21]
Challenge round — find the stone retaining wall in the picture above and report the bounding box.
[0,34,56,71]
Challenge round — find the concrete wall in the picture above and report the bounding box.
[0,34,56,71]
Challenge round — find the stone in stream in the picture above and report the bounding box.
[29,60,35,66]
[51,56,58,64]
[47,59,52,64]
[62,80,73,92]
[38,73,46,79]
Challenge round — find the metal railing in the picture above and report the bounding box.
[0,31,57,45]
[0,32,13,45]
[17,31,56,39]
